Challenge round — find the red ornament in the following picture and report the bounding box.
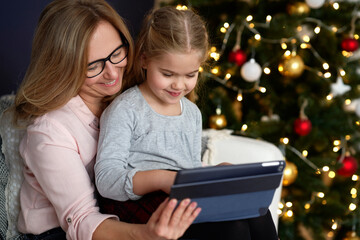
[228,49,247,66]
[294,118,312,136]
[337,156,358,177]
[341,37,359,52]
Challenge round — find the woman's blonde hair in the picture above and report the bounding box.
[13,0,134,126]
[122,6,209,92]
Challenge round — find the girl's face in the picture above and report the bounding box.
[140,51,201,108]
[79,21,127,104]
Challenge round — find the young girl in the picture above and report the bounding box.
[95,5,206,221]
[95,6,278,240]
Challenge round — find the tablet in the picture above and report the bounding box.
[169,160,285,223]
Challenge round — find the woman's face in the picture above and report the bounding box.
[79,21,127,103]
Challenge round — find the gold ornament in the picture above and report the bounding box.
[287,2,310,16]
[343,231,360,240]
[283,160,298,186]
[278,55,305,78]
[209,114,227,129]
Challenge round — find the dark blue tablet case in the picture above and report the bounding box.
[169,160,285,223]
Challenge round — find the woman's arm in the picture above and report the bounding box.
[93,198,201,240]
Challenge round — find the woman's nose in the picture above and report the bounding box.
[102,61,118,79]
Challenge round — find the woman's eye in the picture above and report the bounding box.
[87,61,103,72]
[112,49,122,57]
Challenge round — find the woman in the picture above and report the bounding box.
[12,0,200,239]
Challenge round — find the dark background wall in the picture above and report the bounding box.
[0,0,154,96]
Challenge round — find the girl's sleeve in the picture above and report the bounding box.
[194,107,203,167]
[95,102,141,201]
[22,119,116,240]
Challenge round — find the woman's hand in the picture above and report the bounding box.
[143,198,201,240]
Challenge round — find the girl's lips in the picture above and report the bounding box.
[167,91,181,97]
[103,78,118,87]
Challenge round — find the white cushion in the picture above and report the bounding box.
[0,95,25,239]
[202,129,284,230]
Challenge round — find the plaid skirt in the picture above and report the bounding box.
[97,191,168,224]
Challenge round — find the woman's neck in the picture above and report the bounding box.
[80,96,106,118]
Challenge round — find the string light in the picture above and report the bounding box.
[176,5,188,10]
[322,63,329,70]
[324,72,331,78]
[224,73,231,80]
[258,86,266,93]
[281,137,289,144]
[317,192,325,198]
[266,15,272,22]
[302,150,308,157]
[211,67,219,75]
[246,15,253,21]
[349,203,356,211]
[314,26,321,34]
[264,67,271,74]
[331,220,338,230]
[328,171,336,178]
[237,91,243,101]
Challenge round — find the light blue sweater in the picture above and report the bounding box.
[95,86,202,201]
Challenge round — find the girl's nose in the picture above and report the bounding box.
[171,78,185,89]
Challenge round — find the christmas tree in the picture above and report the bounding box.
[159,0,360,239]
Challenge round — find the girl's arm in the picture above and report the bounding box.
[132,169,177,195]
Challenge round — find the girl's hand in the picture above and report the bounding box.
[217,162,232,166]
[143,198,201,240]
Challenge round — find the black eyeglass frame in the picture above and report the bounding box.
[86,37,129,78]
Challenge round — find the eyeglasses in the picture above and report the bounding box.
[86,42,128,78]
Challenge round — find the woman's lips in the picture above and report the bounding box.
[103,78,118,87]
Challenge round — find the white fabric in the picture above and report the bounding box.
[202,129,284,230]
[0,95,25,240]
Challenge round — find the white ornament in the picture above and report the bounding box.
[261,114,280,122]
[305,0,325,9]
[240,58,262,82]
[330,76,351,97]
[356,101,360,117]
[343,98,360,112]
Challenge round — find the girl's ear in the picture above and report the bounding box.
[140,54,147,69]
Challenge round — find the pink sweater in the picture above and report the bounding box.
[17,95,117,240]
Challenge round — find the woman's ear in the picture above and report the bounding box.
[140,54,147,69]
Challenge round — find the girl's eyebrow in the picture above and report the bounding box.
[159,68,199,74]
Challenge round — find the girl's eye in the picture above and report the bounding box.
[187,74,195,78]
[162,73,172,77]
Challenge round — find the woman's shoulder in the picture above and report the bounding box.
[30,96,92,133]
